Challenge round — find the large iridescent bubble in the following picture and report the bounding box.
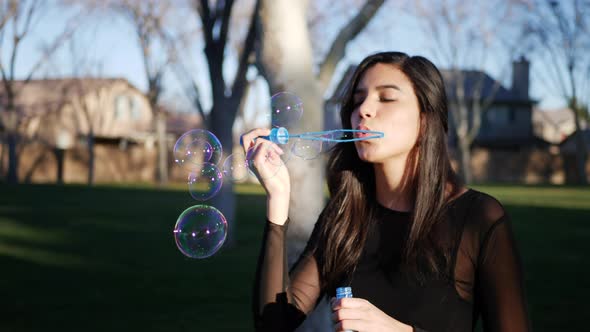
[173,205,228,259]
[268,92,303,128]
[174,129,223,171]
[188,163,223,201]
[222,152,250,183]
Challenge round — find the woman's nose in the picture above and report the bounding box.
[359,100,375,118]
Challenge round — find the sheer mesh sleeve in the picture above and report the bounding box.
[474,199,531,331]
[252,219,323,331]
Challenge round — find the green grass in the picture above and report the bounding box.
[0,183,589,331]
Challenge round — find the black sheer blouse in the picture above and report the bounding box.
[252,189,531,331]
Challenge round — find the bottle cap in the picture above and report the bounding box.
[336,286,353,299]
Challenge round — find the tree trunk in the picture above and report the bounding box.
[459,139,473,184]
[0,138,5,180]
[209,98,237,248]
[259,0,330,330]
[55,148,65,185]
[7,131,18,184]
[87,134,95,186]
[572,109,588,184]
[156,110,169,185]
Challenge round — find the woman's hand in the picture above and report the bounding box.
[240,128,291,225]
[331,297,413,332]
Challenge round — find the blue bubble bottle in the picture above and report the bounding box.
[336,287,354,332]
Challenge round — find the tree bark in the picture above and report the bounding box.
[209,98,238,247]
[257,0,386,329]
[459,140,472,184]
[55,148,65,184]
[7,130,18,183]
[258,0,330,330]
[571,103,588,184]
[155,110,168,184]
[87,133,95,185]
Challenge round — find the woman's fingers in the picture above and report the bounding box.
[240,128,272,154]
[331,298,369,311]
[247,139,284,176]
[331,308,365,323]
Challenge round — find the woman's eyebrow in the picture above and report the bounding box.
[354,84,402,94]
[375,84,401,91]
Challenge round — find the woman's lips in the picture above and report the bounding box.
[354,132,371,138]
[354,125,372,139]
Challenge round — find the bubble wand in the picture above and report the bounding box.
[258,126,383,145]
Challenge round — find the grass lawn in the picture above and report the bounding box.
[0,183,588,331]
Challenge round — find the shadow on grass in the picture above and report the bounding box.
[0,184,588,331]
[0,184,266,331]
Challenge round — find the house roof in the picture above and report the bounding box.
[440,69,532,103]
[0,78,136,116]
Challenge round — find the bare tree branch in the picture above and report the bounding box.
[231,0,259,99]
[318,0,385,90]
[197,0,213,47]
[218,0,234,52]
[412,0,527,183]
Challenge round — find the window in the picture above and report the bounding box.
[114,95,129,119]
[130,96,142,119]
[487,106,510,126]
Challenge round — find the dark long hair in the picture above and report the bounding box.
[312,52,461,294]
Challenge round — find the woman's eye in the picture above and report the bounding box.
[379,97,396,102]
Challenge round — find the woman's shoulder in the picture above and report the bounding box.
[450,188,509,233]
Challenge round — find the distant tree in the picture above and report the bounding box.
[412,0,528,183]
[70,41,96,186]
[0,0,80,183]
[167,0,260,246]
[102,0,177,185]
[525,0,590,184]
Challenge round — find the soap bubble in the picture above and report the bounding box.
[317,131,343,152]
[268,92,303,128]
[173,205,228,259]
[290,131,343,159]
[222,152,249,182]
[174,129,223,171]
[188,163,223,201]
[291,138,322,160]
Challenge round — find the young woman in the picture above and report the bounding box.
[244,52,530,332]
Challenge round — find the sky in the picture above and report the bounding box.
[2,0,567,121]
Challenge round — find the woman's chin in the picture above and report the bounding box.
[356,151,379,163]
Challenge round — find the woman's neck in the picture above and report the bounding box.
[373,157,414,212]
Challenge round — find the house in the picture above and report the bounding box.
[325,57,537,149]
[560,129,590,154]
[1,78,154,148]
[165,109,203,137]
[0,77,159,183]
[533,107,588,145]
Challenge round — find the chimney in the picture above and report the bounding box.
[511,56,529,99]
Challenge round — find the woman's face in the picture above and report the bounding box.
[350,63,421,164]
